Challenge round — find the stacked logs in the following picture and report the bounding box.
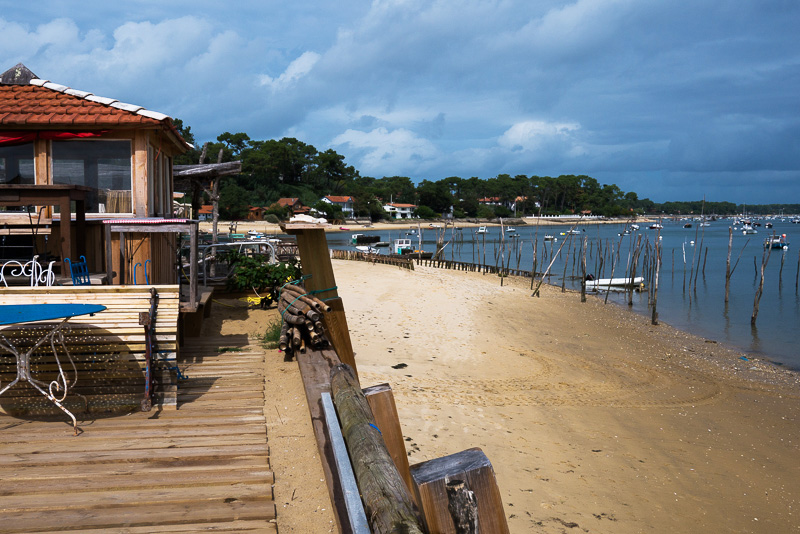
[278,283,332,358]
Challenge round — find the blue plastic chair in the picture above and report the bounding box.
[65,255,91,286]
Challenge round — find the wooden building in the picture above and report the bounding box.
[0,63,191,285]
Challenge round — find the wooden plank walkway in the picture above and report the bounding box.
[0,335,276,533]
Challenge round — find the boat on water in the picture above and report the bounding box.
[393,238,412,254]
[587,276,645,290]
[649,223,664,229]
[506,226,516,233]
[476,226,488,234]
[742,223,757,235]
[764,234,789,249]
[630,224,640,231]
[354,245,380,254]
[683,223,692,228]
[544,234,557,241]
[351,233,380,245]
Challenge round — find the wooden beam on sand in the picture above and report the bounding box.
[295,348,353,534]
[331,364,425,534]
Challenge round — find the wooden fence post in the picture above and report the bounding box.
[363,383,415,502]
[410,448,509,534]
[283,224,357,376]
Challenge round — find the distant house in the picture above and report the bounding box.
[321,195,354,218]
[198,205,213,221]
[383,202,417,219]
[276,197,305,214]
[247,206,266,220]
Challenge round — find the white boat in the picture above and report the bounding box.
[355,245,380,254]
[742,224,757,235]
[649,223,663,229]
[588,276,645,289]
[476,226,488,234]
[393,238,412,254]
[630,224,640,231]
[544,234,557,241]
[566,229,581,235]
[506,226,516,233]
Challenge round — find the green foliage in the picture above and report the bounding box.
[314,200,343,221]
[413,205,439,219]
[225,254,302,294]
[264,213,280,224]
[261,318,283,349]
[476,204,495,218]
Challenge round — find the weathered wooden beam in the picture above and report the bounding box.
[173,161,242,177]
[362,383,415,502]
[410,448,509,534]
[295,348,353,534]
[330,364,425,534]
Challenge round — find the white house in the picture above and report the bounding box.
[321,195,354,218]
[383,202,416,219]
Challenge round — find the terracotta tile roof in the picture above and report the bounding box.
[277,197,300,207]
[198,205,213,214]
[0,84,164,128]
[324,195,353,203]
[386,202,416,208]
[0,64,190,149]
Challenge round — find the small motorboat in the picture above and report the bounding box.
[476,226,488,234]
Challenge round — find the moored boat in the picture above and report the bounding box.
[764,234,789,249]
[587,276,645,289]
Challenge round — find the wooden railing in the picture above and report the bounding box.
[413,257,533,278]
[330,249,415,270]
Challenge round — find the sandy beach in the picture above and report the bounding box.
[247,258,800,533]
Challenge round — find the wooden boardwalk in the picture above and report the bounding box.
[0,335,276,533]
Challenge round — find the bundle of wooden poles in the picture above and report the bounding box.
[278,283,332,357]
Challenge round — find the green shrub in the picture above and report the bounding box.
[261,318,283,349]
[224,253,302,294]
[264,213,280,224]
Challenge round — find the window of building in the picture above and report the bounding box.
[52,140,132,213]
[0,142,35,184]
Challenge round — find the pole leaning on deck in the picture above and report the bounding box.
[331,364,425,534]
[283,224,357,376]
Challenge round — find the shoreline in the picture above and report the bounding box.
[199,216,653,235]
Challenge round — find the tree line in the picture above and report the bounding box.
[173,124,795,221]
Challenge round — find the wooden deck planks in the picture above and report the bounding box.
[0,336,276,533]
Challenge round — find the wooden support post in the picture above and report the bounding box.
[363,383,415,502]
[283,224,357,376]
[331,364,425,534]
[410,447,509,534]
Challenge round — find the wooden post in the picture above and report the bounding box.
[283,224,357,375]
[446,479,479,534]
[363,383,415,501]
[330,364,425,534]
[410,447,509,534]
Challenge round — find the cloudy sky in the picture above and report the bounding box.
[2,0,799,204]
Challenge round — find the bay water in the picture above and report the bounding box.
[329,220,800,370]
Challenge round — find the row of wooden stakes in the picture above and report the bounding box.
[278,283,332,356]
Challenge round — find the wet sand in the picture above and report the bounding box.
[335,260,799,533]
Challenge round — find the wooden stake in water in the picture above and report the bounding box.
[751,245,772,325]
[652,231,661,325]
[581,236,588,303]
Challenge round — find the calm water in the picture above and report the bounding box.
[329,221,800,370]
